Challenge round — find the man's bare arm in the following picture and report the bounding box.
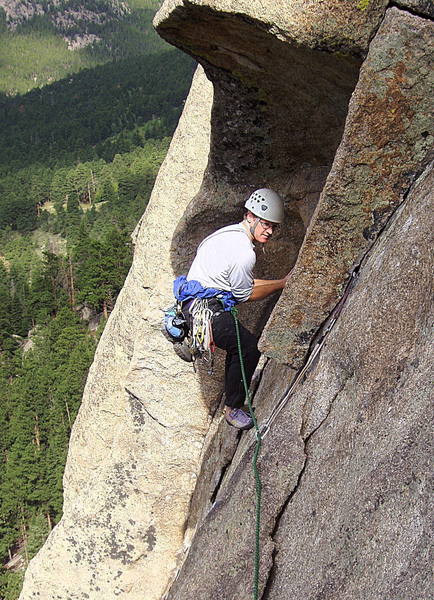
[247,278,285,301]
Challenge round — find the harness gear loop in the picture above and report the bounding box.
[189,298,217,373]
[231,306,262,600]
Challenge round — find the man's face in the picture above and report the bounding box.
[247,212,279,244]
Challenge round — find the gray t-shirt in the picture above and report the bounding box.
[187,223,255,302]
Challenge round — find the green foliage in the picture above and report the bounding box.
[0,4,192,595]
[356,0,370,10]
[73,227,132,310]
[0,0,167,96]
[0,184,37,232]
[0,51,193,233]
[0,31,101,96]
[27,514,50,561]
[0,263,22,353]
[0,571,24,600]
[0,51,193,174]
[0,309,97,584]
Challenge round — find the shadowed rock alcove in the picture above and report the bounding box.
[161,3,362,406]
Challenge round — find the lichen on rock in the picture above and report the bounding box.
[261,7,434,366]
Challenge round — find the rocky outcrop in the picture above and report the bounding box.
[262,7,433,365]
[394,0,434,18]
[20,1,433,599]
[19,66,215,600]
[0,0,129,47]
[164,161,433,600]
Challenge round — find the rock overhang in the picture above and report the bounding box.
[155,0,371,340]
[156,1,434,367]
[154,0,367,177]
[154,0,389,57]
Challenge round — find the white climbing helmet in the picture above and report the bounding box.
[244,188,284,223]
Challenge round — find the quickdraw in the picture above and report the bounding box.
[189,298,217,373]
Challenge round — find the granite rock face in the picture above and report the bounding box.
[165,160,433,600]
[262,7,434,365]
[263,166,433,600]
[394,0,434,18]
[155,0,389,56]
[19,67,217,600]
[20,1,433,599]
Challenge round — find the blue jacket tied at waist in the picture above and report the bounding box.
[173,275,238,311]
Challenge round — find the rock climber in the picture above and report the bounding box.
[175,188,290,430]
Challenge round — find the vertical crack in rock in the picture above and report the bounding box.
[194,424,242,518]
[260,459,307,600]
[261,377,350,599]
[209,432,242,505]
[258,162,433,600]
[389,1,434,20]
[164,359,271,592]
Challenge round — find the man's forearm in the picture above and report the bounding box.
[247,278,286,301]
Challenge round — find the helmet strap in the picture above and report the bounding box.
[249,217,260,238]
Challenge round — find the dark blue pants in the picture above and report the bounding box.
[211,311,261,408]
[182,300,260,408]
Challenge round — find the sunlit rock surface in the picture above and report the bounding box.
[164,162,433,600]
[261,7,434,365]
[20,1,433,599]
[19,66,216,600]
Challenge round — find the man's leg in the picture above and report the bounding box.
[212,312,261,409]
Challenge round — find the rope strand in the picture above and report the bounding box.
[231,307,262,600]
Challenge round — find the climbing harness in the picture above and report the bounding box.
[231,306,262,600]
[168,274,238,372]
[173,274,238,311]
[162,297,220,373]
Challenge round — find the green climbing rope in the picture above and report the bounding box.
[231,307,262,600]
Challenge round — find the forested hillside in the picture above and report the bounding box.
[0,51,193,230]
[0,0,167,94]
[0,2,194,597]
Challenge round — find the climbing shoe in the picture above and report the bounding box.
[225,407,254,430]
